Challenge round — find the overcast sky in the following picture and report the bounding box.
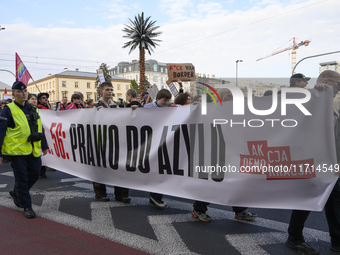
[0,0,339,87]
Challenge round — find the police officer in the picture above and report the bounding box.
[0,81,48,219]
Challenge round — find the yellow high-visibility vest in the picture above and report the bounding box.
[2,102,42,157]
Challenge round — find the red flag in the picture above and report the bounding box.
[4,88,7,94]
[15,53,32,85]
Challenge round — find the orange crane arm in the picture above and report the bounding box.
[256,39,311,61]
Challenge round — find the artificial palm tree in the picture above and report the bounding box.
[122,12,162,95]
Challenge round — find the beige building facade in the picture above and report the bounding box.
[319,61,340,74]
[27,69,131,104]
[109,59,169,91]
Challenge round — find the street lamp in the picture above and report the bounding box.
[236,60,243,87]
[0,26,5,31]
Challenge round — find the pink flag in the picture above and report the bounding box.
[16,53,32,85]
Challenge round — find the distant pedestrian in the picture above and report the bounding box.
[37,92,52,110]
[66,94,83,110]
[37,92,51,178]
[75,92,85,108]
[59,97,68,111]
[85,99,94,108]
[55,102,61,111]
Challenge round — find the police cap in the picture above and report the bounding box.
[12,81,27,90]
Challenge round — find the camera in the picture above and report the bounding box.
[118,98,124,108]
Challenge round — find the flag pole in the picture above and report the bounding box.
[29,77,41,93]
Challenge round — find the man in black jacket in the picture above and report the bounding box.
[286,70,340,255]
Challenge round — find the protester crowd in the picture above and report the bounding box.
[0,71,339,255]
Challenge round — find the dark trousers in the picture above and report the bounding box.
[288,210,311,244]
[193,201,247,213]
[325,179,340,247]
[40,166,46,176]
[92,182,129,199]
[11,154,41,208]
[288,179,340,246]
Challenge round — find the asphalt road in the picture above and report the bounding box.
[0,163,335,255]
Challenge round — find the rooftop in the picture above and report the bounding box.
[0,81,12,90]
[55,70,129,81]
[320,61,340,66]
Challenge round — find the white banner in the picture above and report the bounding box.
[40,88,338,211]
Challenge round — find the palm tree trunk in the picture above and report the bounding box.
[139,45,145,95]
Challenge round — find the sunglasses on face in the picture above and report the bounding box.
[41,96,47,99]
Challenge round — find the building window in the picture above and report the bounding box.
[129,66,132,71]
[95,83,98,88]
[62,92,67,98]
[87,82,90,88]
[87,94,91,99]
[114,70,116,75]
[95,94,99,101]
[161,67,163,73]
[75,82,78,88]
[124,67,126,73]
[117,84,121,90]
[153,63,158,72]
[126,85,129,90]
[117,66,120,74]
[165,69,167,73]
[153,76,158,82]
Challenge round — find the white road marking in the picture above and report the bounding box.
[61,177,84,183]
[226,232,286,255]
[1,171,14,177]
[0,178,331,255]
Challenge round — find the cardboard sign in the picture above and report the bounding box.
[166,63,195,82]
[97,69,105,84]
[167,82,179,97]
[147,85,159,100]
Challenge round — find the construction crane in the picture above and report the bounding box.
[256,37,311,73]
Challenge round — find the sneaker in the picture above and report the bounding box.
[192,210,212,222]
[9,190,19,207]
[149,196,167,208]
[95,196,110,202]
[286,240,319,255]
[235,209,257,220]
[331,245,340,252]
